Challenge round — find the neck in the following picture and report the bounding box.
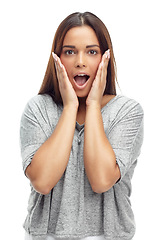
[78,97,86,112]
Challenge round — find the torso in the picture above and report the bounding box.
[76,95,116,125]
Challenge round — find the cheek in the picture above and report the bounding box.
[91,60,101,76]
[60,58,72,75]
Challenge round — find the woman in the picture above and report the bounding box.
[20,12,144,240]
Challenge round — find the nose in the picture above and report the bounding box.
[75,53,86,68]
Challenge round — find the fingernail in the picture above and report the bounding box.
[52,52,57,61]
[105,49,110,59]
[100,61,104,67]
[59,62,63,68]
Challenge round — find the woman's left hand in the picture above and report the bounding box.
[86,49,110,107]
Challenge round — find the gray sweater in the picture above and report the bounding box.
[20,94,144,240]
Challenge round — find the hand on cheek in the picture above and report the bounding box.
[52,52,79,110]
[86,49,110,107]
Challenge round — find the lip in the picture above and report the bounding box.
[73,72,90,90]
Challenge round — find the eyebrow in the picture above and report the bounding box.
[86,45,100,48]
[62,45,75,49]
[62,44,100,49]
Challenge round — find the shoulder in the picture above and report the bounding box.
[24,94,59,113]
[26,94,53,107]
[108,95,144,116]
[102,95,144,127]
[21,94,62,131]
[21,94,63,123]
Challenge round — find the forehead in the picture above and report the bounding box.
[63,26,99,46]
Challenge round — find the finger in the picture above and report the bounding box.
[52,52,62,72]
[101,49,110,83]
[52,52,63,76]
[92,61,103,87]
[52,52,60,78]
[101,49,110,69]
[52,52,70,89]
[102,49,110,61]
[94,49,110,84]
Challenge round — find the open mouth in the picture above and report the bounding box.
[74,74,90,86]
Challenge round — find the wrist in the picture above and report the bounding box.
[63,104,78,114]
[86,101,101,111]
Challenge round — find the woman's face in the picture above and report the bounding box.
[60,26,102,98]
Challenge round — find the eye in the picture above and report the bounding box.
[88,50,98,55]
[65,50,75,55]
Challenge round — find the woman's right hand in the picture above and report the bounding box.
[52,52,79,110]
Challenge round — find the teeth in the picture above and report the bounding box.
[78,74,86,76]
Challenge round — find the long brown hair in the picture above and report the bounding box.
[39,12,117,104]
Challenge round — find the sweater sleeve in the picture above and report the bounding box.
[20,96,51,175]
[108,101,144,181]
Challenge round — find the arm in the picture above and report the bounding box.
[26,105,77,195]
[84,103,120,193]
[84,50,120,193]
[26,53,79,195]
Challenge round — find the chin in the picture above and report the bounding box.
[74,86,91,99]
[76,92,88,99]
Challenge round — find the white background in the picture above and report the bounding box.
[0,0,158,239]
